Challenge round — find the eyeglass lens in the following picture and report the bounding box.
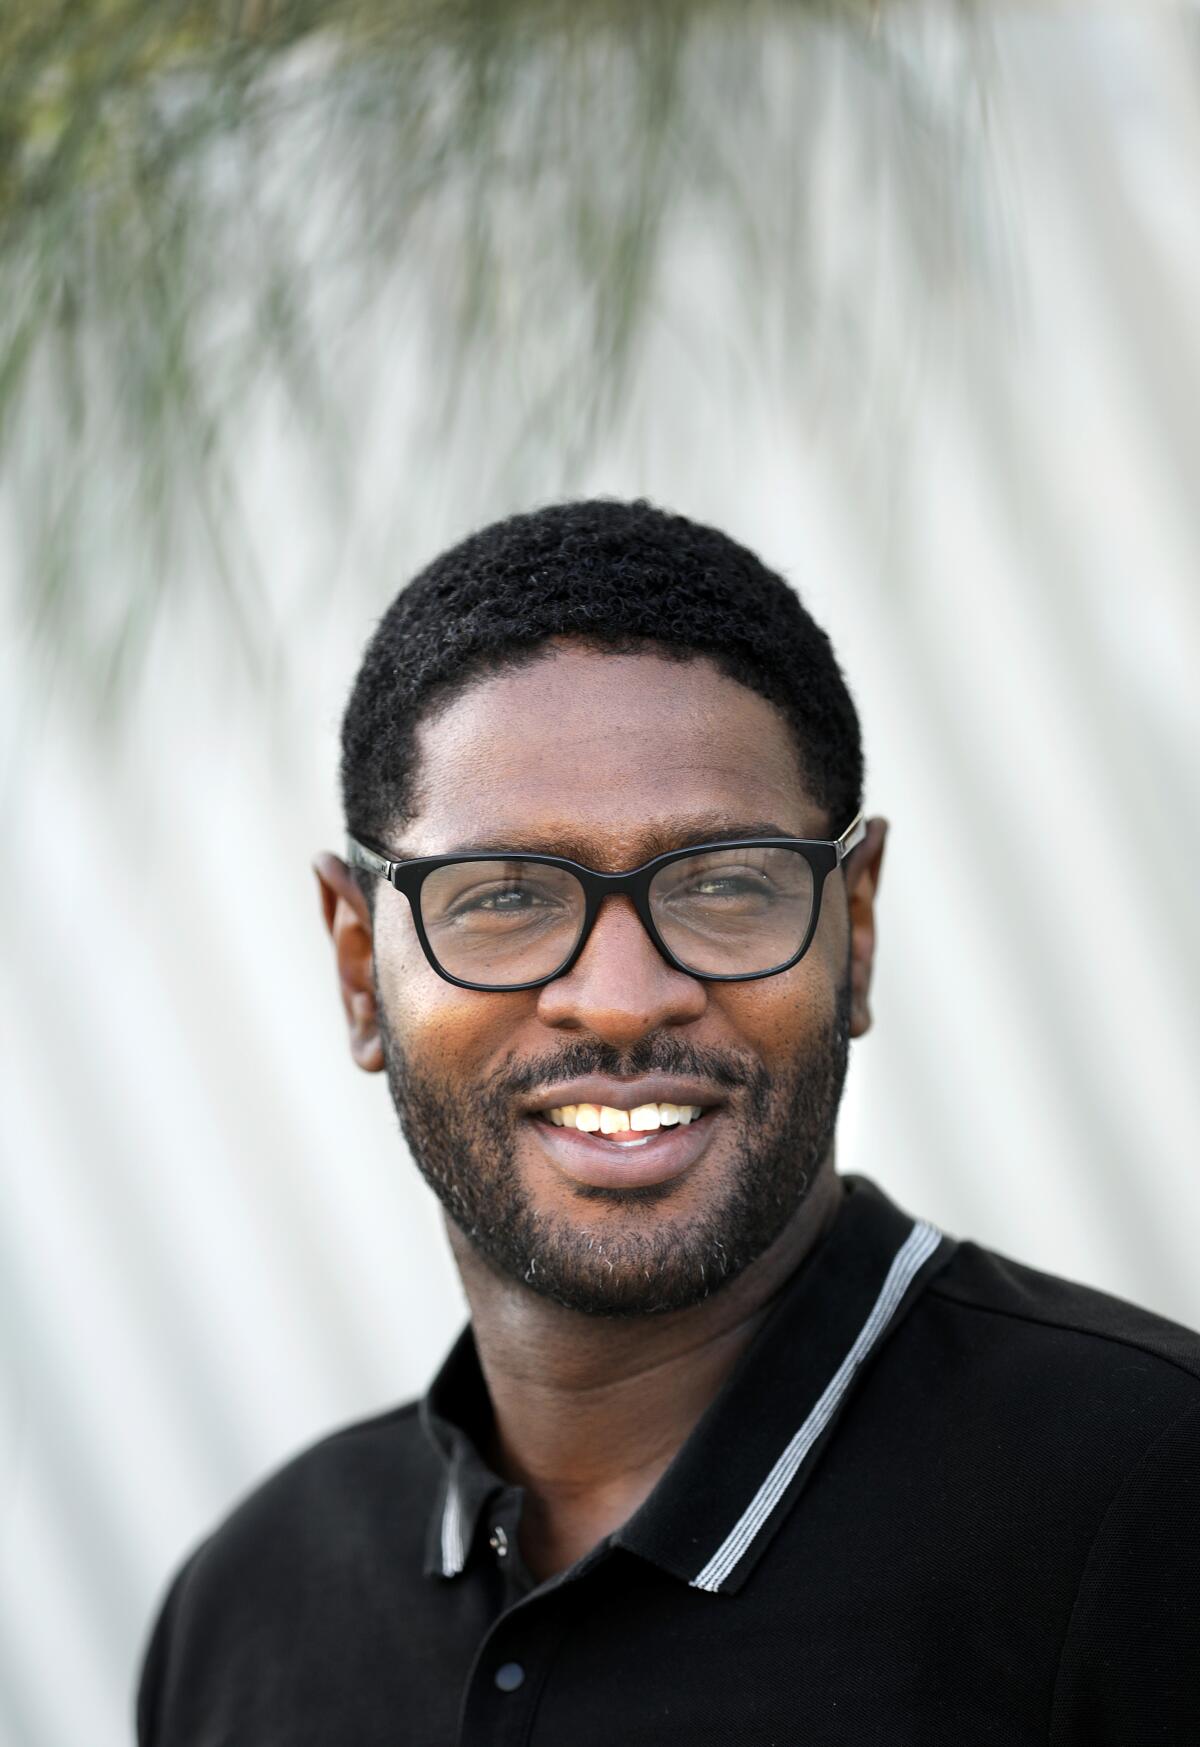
[418,847,816,987]
[420,859,585,986]
[649,846,815,977]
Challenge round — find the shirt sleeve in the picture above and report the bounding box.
[1050,1396,1200,1746]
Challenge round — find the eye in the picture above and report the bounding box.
[437,879,581,938]
[650,849,813,927]
[449,881,559,917]
[689,871,774,898]
[663,864,779,906]
[482,890,530,909]
[421,858,586,938]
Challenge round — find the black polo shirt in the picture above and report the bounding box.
[138,1177,1200,1745]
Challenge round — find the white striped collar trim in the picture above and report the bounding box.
[439,1475,467,1577]
[690,1218,943,1593]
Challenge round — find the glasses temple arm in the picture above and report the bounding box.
[346,835,396,880]
[834,812,867,862]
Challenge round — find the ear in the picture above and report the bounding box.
[313,852,384,1073]
[844,817,887,1040]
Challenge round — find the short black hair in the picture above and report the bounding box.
[340,498,862,862]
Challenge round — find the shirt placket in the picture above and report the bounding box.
[456,1544,610,1747]
[483,1485,535,1606]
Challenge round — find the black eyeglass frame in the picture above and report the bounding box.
[346,813,867,992]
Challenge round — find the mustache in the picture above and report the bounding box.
[485,1034,763,1100]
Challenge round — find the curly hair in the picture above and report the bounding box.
[340,499,862,863]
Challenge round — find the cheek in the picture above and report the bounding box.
[372,903,464,1055]
[373,906,534,1071]
[719,951,843,1066]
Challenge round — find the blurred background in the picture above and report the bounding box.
[2,2,1199,1742]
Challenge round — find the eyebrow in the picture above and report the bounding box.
[401,816,806,864]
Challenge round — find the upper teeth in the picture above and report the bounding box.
[545,1102,704,1131]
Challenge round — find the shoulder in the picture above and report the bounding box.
[927,1236,1200,1395]
[138,1399,436,1741]
[907,1241,1200,1739]
[176,1396,434,1594]
[931,1236,1200,1368]
[915,1229,1200,1474]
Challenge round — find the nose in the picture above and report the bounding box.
[534,894,707,1047]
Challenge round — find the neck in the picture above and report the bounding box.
[446,1164,843,1581]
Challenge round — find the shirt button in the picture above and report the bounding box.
[494,1662,525,1693]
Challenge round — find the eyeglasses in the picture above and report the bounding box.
[346,814,866,992]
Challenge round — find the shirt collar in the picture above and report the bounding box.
[419,1330,503,1579]
[420,1176,955,1593]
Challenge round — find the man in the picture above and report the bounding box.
[139,500,1200,1744]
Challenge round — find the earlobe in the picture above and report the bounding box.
[349,999,385,1074]
[313,852,385,1075]
[844,817,887,1040]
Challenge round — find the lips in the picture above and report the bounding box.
[521,1075,725,1122]
[520,1076,727,1191]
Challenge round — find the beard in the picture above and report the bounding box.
[377,987,851,1318]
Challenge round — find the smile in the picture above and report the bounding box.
[542,1101,706,1141]
[525,1087,723,1191]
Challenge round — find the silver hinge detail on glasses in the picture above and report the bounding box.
[346,837,395,881]
[834,813,866,863]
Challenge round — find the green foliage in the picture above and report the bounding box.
[0,0,983,702]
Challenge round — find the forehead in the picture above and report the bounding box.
[405,644,823,861]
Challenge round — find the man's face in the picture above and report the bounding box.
[335,643,876,1317]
